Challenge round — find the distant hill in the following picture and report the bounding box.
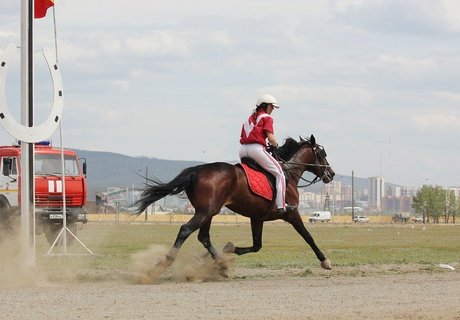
[299,173,369,193]
[74,149,204,200]
[74,149,370,201]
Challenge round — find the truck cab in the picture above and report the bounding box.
[0,141,87,244]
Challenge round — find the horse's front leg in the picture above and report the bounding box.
[223,219,263,255]
[284,211,332,270]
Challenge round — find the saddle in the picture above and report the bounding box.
[237,157,276,201]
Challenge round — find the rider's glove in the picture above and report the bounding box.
[267,144,278,155]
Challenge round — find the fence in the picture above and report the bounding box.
[86,213,394,224]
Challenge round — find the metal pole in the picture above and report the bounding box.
[145,166,148,220]
[53,4,66,253]
[132,183,135,214]
[20,0,35,268]
[332,181,336,216]
[351,170,354,222]
[59,121,67,253]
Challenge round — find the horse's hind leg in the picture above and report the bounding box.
[164,213,210,265]
[197,219,219,259]
[197,219,229,277]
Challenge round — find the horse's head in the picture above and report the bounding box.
[307,135,335,184]
[276,135,335,185]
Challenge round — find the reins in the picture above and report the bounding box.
[279,158,324,187]
[272,145,331,188]
[282,161,330,168]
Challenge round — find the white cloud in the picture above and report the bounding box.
[207,31,234,48]
[1,0,459,186]
[332,0,460,35]
[124,31,192,57]
[435,91,460,103]
[58,40,100,63]
[334,0,379,13]
[0,31,16,38]
[265,85,374,111]
[111,80,131,92]
[442,0,460,32]
[411,113,460,132]
[374,54,439,79]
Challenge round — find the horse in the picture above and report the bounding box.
[135,134,335,275]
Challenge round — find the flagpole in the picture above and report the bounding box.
[52,6,59,64]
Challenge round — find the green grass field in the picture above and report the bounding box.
[36,222,459,281]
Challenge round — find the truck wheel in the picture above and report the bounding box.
[0,198,13,235]
[45,224,61,244]
[45,223,78,245]
[67,223,77,244]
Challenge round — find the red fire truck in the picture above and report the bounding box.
[0,141,87,244]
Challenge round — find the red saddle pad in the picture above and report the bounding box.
[239,163,273,201]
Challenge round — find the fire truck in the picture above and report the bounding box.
[0,141,87,244]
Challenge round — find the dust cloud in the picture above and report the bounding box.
[1,220,234,287]
[0,226,37,287]
[0,220,93,288]
[130,244,234,284]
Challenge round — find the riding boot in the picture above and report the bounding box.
[276,204,297,215]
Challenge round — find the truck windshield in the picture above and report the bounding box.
[35,154,80,176]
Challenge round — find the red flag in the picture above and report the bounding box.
[35,0,54,19]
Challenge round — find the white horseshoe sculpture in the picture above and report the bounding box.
[0,44,63,142]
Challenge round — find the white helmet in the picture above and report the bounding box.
[256,94,279,108]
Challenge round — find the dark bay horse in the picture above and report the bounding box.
[136,135,335,273]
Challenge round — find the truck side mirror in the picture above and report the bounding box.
[82,161,87,176]
[2,158,12,176]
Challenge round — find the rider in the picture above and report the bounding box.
[239,94,294,215]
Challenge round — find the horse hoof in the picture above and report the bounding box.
[321,258,332,270]
[156,254,174,268]
[219,269,229,278]
[216,259,229,278]
[223,242,235,254]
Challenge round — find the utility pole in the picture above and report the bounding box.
[323,192,331,212]
[144,166,148,221]
[351,170,355,221]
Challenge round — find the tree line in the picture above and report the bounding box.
[412,185,458,223]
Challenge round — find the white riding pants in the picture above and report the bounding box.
[239,143,286,209]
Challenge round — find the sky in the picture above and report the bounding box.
[0,0,459,188]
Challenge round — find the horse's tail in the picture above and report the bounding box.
[135,166,198,213]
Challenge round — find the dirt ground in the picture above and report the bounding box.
[0,232,458,319]
[0,266,459,320]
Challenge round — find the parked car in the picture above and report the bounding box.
[353,216,370,223]
[412,216,424,223]
[393,213,410,223]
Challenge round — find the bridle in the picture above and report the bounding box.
[276,144,332,188]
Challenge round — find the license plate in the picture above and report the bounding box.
[49,214,63,219]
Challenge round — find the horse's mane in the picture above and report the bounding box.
[275,137,312,161]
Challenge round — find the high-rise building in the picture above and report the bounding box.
[368,176,385,211]
[448,187,460,198]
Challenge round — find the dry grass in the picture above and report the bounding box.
[1,222,458,285]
